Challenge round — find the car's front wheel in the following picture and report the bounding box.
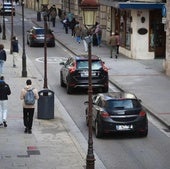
[95,121,103,138]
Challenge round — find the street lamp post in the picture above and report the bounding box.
[10,0,14,54]
[43,14,48,89]
[79,0,99,169]
[2,0,6,40]
[21,0,27,77]
[37,0,41,21]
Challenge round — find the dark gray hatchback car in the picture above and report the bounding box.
[27,27,55,47]
[60,55,109,94]
[85,92,148,138]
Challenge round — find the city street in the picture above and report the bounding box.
[0,5,170,169]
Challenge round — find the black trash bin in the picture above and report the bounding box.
[37,11,41,21]
[37,89,54,119]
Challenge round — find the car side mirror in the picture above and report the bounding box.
[84,101,89,105]
[59,62,65,65]
[84,101,95,105]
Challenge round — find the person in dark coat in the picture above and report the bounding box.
[11,36,19,67]
[0,76,11,127]
[0,44,7,75]
[69,18,77,37]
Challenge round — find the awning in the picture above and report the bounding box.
[118,2,165,9]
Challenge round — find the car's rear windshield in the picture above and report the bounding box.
[35,29,51,34]
[106,99,141,109]
[76,60,102,70]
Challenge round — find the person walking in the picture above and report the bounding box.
[11,36,19,67]
[0,44,7,76]
[74,23,82,44]
[0,76,11,127]
[108,32,117,58]
[81,26,88,52]
[95,23,102,47]
[20,79,39,134]
[69,18,77,37]
[49,5,57,27]
[115,31,120,58]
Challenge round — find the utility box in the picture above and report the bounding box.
[37,89,54,119]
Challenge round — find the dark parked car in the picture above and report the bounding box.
[27,27,55,47]
[85,92,148,138]
[0,2,15,16]
[60,55,109,94]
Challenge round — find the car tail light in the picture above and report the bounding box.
[47,34,54,39]
[31,34,37,39]
[69,62,76,73]
[101,111,110,118]
[139,111,146,117]
[102,62,108,72]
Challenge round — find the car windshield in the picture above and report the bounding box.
[77,60,102,70]
[35,29,52,34]
[106,99,140,109]
[35,29,45,34]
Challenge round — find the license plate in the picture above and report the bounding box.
[116,125,133,131]
[81,71,96,77]
[37,37,44,40]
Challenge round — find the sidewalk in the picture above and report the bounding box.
[27,8,170,129]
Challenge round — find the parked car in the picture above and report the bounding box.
[59,55,109,94]
[0,2,15,16]
[85,92,148,138]
[26,27,55,47]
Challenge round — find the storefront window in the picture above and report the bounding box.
[119,10,131,50]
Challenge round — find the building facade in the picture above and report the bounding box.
[61,0,166,60]
[24,0,170,75]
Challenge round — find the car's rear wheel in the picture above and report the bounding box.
[51,42,55,47]
[102,86,108,93]
[139,129,148,137]
[85,110,89,126]
[29,41,33,47]
[95,121,103,138]
[66,85,73,94]
[60,73,65,87]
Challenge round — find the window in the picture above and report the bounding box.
[77,60,102,70]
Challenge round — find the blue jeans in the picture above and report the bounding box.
[76,36,81,43]
[0,60,4,75]
[96,34,102,46]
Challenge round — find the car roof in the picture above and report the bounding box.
[32,27,44,30]
[97,92,138,101]
[74,55,101,61]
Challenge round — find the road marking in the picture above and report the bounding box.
[35,57,63,63]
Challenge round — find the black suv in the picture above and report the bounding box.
[60,55,109,94]
[85,92,148,138]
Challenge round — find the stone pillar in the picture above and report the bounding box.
[165,1,170,76]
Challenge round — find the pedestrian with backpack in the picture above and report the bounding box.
[20,79,39,134]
